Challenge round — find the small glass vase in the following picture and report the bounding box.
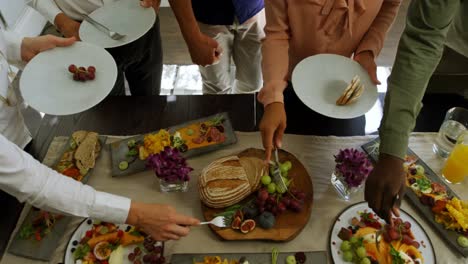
[331,171,363,201]
[159,178,189,193]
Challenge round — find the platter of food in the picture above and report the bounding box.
[329,202,435,264]
[171,250,327,264]
[79,0,156,48]
[199,148,313,241]
[110,113,237,177]
[20,41,117,115]
[64,219,165,264]
[8,131,106,261]
[362,138,468,257]
[291,54,378,119]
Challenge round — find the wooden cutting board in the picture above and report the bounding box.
[201,148,313,242]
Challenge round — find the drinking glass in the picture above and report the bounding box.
[441,131,468,184]
[433,107,468,158]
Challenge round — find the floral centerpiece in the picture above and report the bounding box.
[146,146,193,193]
[135,128,191,192]
[331,148,373,200]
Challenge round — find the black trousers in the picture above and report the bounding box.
[283,82,366,136]
[107,16,163,95]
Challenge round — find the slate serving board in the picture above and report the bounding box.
[170,251,328,264]
[7,136,107,261]
[110,112,237,177]
[361,138,468,257]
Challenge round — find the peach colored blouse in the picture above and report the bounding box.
[258,0,401,106]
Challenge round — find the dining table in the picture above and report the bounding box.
[0,95,467,264]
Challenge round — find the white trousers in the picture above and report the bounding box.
[198,9,265,94]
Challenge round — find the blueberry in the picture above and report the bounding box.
[87,219,92,225]
[126,225,132,232]
[71,248,75,253]
[72,240,78,246]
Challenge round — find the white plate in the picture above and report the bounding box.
[64,219,163,264]
[329,202,436,264]
[20,42,117,116]
[79,0,156,48]
[291,54,378,119]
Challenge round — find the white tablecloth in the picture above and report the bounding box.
[1,132,467,264]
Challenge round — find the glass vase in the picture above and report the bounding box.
[331,171,363,201]
[159,178,188,193]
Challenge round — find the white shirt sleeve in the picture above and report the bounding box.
[3,31,23,65]
[0,134,131,224]
[27,0,64,24]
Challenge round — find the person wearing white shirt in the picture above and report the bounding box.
[0,30,199,241]
[28,0,163,96]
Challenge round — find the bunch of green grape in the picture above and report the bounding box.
[340,236,371,264]
[260,161,292,194]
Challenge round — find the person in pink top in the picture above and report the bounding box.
[259,0,401,160]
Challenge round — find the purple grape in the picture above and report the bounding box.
[128,253,136,261]
[153,246,162,254]
[145,243,155,252]
[143,254,152,263]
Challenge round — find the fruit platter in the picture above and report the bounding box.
[362,138,468,257]
[8,131,106,261]
[64,219,165,264]
[110,113,237,177]
[329,202,435,264]
[199,148,313,241]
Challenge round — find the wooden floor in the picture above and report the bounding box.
[158,1,409,66]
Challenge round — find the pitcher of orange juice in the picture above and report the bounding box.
[442,131,468,184]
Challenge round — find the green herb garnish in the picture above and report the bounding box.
[390,245,404,264]
[19,224,34,239]
[73,244,91,260]
[416,178,431,191]
[209,115,225,126]
[126,149,138,157]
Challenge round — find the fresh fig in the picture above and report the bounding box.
[240,219,256,234]
[231,216,242,230]
[233,210,244,221]
[257,212,276,229]
[243,206,260,219]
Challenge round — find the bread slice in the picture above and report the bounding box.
[74,132,99,172]
[72,130,88,146]
[336,75,361,106]
[345,84,365,105]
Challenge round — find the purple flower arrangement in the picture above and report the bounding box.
[334,148,373,188]
[146,146,193,183]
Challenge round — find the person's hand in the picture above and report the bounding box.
[259,102,287,162]
[365,153,406,224]
[54,13,81,40]
[188,33,222,66]
[126,202,200,241]
[20,35,76,62]
[140,0,161,12]
[354,51,380,85]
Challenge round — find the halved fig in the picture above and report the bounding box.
[231,216,242,230]
[240,219,256,234]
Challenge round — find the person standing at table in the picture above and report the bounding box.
[259,0,401,161]
[365,0,468,223]
[29,0,163,96]
[169,0,265,94]
[0,30,200,241]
